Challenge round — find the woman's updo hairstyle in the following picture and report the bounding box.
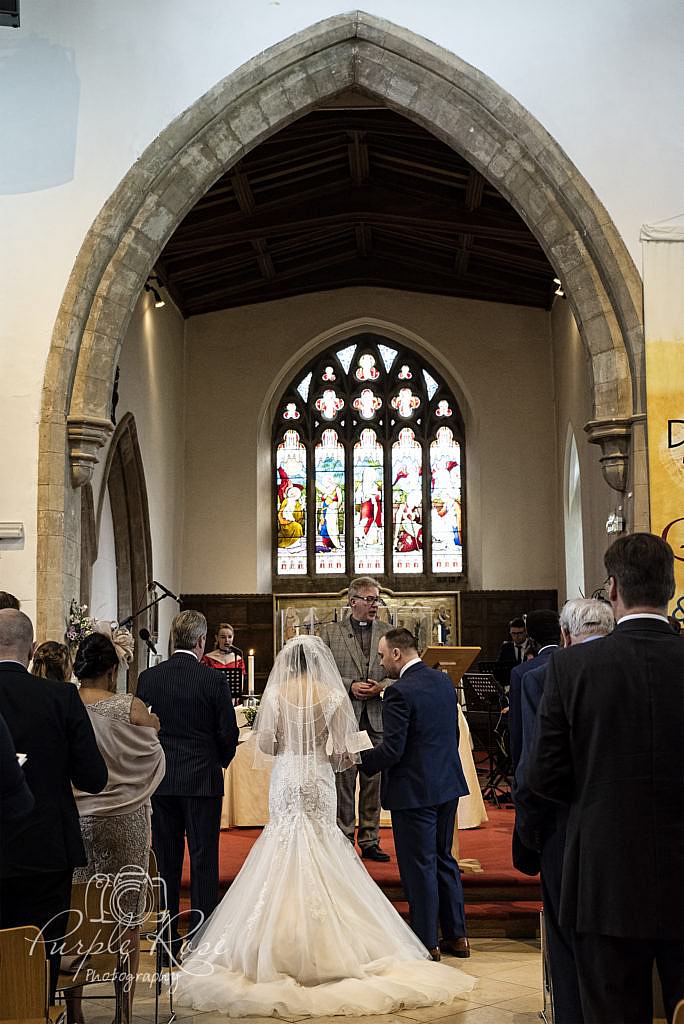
[32,641,72,682]
[74,632,119,682]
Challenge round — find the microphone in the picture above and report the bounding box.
[139,628,158,655]
[229,644,244,656]
[150,580,181,603]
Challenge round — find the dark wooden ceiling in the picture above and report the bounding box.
[157,104,556,316]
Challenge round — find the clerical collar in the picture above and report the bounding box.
[350,618,370,628]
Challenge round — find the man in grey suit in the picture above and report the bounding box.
[319,576,392,861]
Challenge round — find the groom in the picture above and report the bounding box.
[360,627,470,959]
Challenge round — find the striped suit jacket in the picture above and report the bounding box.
[137,653,239,798]
[318,615,392,731]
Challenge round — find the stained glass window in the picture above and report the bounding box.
[430,427,463,574]
[276,430,307,576]
[315,429,345,574]
[354,429,384,575]
[273,334,465,586]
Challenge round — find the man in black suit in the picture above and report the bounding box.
[0,608,107,999]
[360,627,470,960]
[528,534,684,1024]
[137,609,238,959]
[496,616,530,677]
[514,598,614,1024]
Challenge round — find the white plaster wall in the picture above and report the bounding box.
[89,292,186,654]
[90,487,117,620]
[550,299,615,598]
[182,287,558,593]
[1,0,681,607]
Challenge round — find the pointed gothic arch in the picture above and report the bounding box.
[37,10,645,635]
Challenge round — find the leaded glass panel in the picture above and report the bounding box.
[353,429,384,575]
[276,430,307,575]
[392,427,423,574]
[430,427,463,574]
[315,429,345,574]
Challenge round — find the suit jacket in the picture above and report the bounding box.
[137,653,238,797]
[511,658,556,872]
[528,618,684,939]
[497,639,531,667]
[360,661,468,810]
[318,615,392,732]
[0,663,107,877]
[0,709,34,824]
[509,646,558,772]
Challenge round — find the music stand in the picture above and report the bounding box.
[461,671,510,805]
[216,667,244,704]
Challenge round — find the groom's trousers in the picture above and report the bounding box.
[391,797,466,950]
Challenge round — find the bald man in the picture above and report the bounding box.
[0,608,107,999]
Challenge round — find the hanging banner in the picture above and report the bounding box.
[641,223,684,621]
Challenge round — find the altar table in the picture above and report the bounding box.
[221,705,488,833]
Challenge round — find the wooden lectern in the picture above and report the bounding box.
[421,645,481,686]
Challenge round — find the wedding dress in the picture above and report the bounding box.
[173,636,475,1017]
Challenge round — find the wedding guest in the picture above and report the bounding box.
[528,534,684,1023]
[201,622,245,674]
[0,708,34,824]
[32,640,72,682]
[0,609,107,1001]
[70,631,165,1024]
[137,610,239,963]
[0,591,20,610]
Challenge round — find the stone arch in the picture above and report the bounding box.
[37,10,644,635]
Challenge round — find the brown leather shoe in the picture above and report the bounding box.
[428,947,441,962]
[440,936,470,958]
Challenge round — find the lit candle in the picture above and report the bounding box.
[247,650,255,696]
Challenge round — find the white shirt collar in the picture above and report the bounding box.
[537,644,559,655]
[0,658,27,667]
[617,613,670,624]
[174,649,199,660]
[399,656,422,677]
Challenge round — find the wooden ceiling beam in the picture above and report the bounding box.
[347,131,370,185]
[465,170,486,212]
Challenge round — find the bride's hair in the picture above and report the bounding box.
[247,634,361,777]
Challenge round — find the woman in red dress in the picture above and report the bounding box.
[202,622,245,674]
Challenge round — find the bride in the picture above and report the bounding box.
[172,635,475,1017]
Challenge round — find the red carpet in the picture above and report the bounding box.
[181,806,541,938]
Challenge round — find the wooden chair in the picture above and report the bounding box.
[139,849,175,1023]
[673,999,684,1024]
[54,880,130,1024]
[0,925,65,1024]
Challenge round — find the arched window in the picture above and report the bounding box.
[273,334,465,590]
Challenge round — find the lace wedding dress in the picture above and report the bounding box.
[172,637,475,1017]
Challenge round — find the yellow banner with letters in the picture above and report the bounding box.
[642,224,684,622]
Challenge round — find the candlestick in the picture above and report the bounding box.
[247,650,255,696]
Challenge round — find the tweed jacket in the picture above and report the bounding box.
[319,614,392,731]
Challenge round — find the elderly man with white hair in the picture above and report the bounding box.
[513,598,614,1024]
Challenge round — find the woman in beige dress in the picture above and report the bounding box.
[70,632,165,1024]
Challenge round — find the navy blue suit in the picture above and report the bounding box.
[360,660,468,949]
[509,646,558,876]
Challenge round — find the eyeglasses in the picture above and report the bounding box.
[353,595,381,605]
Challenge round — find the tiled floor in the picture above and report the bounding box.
[73,938,546,1024]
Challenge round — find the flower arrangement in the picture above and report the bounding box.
[242,705,259,728]
[65,600,96,654]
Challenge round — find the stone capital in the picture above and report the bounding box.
[584,416,632,492]
[67,416,114,488]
